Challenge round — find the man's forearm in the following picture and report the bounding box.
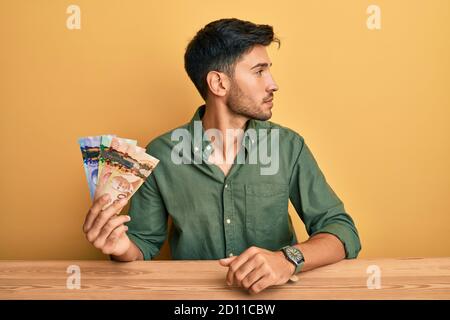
[294,233,346,272]
[110,240,144,262]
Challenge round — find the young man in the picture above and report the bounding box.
[83,18,361,294]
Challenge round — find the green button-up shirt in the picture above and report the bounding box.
[126,105,361,260]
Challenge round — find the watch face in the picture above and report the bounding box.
[286,247,303,263]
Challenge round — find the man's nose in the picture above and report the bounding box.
[267,75,279,93]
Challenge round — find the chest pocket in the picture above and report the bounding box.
[245,183,292,250]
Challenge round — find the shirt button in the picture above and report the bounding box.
[224,184,228,188]
[229,253,234,257]
[206,145,211,150]
[226,219,231,224]
[251,139,255,144]
[194,146,199,152]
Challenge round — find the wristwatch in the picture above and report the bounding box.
[280,246,305,275]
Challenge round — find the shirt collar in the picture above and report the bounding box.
[187,105,258,160]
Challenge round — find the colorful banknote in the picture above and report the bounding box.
[97,134,116,179]
[78,136,101,199]
[95,135,137,199]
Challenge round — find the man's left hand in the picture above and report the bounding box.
[218,246,295,294]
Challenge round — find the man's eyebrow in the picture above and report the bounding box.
[250,62,272,70]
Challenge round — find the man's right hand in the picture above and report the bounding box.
[83,194,132,257]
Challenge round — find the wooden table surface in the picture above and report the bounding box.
[0,258,449,300]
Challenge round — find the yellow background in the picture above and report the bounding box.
[1,0,449,260]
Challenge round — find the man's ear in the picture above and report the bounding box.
[206,71,229,98]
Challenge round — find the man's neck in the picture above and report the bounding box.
[202,100,248,133]
[202,100,248,163]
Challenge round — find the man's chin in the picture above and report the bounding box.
[230,105,272,121]
[253,111,272,121]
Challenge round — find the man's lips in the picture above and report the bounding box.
[264,99,273,108]
[264,97,273,105]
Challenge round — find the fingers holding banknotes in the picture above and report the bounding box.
[83,194,111,232]
[83,193,132,256]
[78,134,160,258]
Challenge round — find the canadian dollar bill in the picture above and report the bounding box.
[96,135,137,198]
[78,136,101,199]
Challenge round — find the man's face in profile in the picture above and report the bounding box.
[226,44,279,121]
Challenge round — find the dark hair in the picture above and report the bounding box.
[184,18,280,101]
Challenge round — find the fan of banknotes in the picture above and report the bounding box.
[78,135,159,208]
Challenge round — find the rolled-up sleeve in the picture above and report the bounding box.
[126,170,168,260]
[289,137,361,259]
